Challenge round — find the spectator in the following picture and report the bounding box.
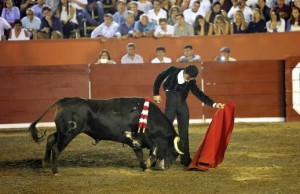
[151,46,172,63]
[213,14,230,35]
[133,13,155,38]
[294,0,300,9]
[161,0,172,13]
[176,44,201,63]
[266,9,286,32]
[173,13,194,36]
[228,0,253,23]
[45,0,60,14]
[183,0,203,25]
[230,10,248,33]
[100,0,116,14]
[182,0,211,16]
[205,1,228,24]
[167,5,180,26]
[113,0,126,25]
[215,46,236,62]
[154,17,174,38]
[137,0,153,14]
[247,8,267,33]
[21,8,41,39]
[8,19,30,40]
[83,0,104,27]
[116,10,135,40]
[194,14,213,36]
[220,0,233,13]
[31,0,46,20]
[121,42,144,64]
[1,0,20,26]
[274,0,291,21]
[91,13,119,40]
[256,0,271,21]
[20,0,36,18]
[286,6,300,31]
[128,1,144,22]
[0,16,11,40]
[56,0,78,38]
[147,0,167,26]
[38,6,63,39]
[95,49,116,64]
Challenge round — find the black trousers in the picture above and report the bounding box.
[164,91,190,162]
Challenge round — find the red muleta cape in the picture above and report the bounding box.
[187,101,235,171]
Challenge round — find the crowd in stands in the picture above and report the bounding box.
[0,0,300,41]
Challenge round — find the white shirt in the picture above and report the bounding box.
[188,0,211,15]
[121,54,144,64]
[91,21,119,38]
[0,17,11,36]
[154,25,174,37]
[183,8,205,25]
[8,28,30,41]
[228,6,253,23]
[177,70,185,84]
[151,57,172,63]
[147,9,167,25]
[266,18,286,32]
[137,1,153,13]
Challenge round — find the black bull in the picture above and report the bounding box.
[29,97,183,173]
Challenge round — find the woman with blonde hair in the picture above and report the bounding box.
[247,8,266,33]
[213,14,230,35]
[167,5,181,26]
[230,10,248,34]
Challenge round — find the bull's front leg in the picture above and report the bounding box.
[133,150,146,171]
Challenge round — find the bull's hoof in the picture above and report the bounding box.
[42,159,49,168]
[151,166,166,171]
[52,167,58,174]
[144,168,151,172]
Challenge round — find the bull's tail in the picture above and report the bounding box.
[28,101,59,143]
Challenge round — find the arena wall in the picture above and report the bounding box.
[1,32,300,67]
[1,33,299,127]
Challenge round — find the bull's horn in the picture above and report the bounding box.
[173,136,184,155]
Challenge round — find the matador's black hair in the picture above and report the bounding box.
[184,65,198,78]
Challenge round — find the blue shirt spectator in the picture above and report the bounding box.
[1,0,20,25]
[133,14,155,37]
[32,1,46,20]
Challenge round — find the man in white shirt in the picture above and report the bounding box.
[21,8,41,39]
[151,46,172,63]
[121,42,144,64]
[154,18,174,38]
[228,0,253,23]
[0,17,11,40]
[183,0,206,25]
[91,13,119,41]
[214,47,236,62]
[147,0,167,26]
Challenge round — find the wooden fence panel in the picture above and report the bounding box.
[0,65,89,124]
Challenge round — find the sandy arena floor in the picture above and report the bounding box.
[0,122,299,194]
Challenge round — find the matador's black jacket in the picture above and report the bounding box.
[153,66,215,107]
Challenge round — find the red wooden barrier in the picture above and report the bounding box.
[1,32,300,67]
[0,65,89,124]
